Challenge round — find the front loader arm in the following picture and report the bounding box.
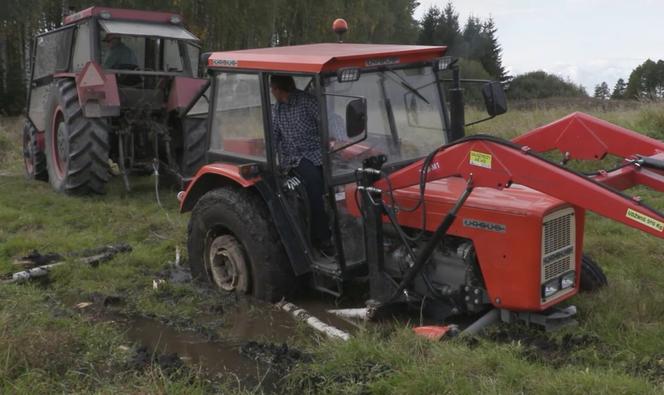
[512,112,664,160]
[376,135,664,238]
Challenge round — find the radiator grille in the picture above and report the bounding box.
[543,213,573,255]
[541,208,576,301]
[544,256,572,281]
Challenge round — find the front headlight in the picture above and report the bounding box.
[561,271,575,289]
[543,279,560,298]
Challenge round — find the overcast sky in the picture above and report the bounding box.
[414,0,664,93]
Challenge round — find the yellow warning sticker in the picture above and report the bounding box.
[626,208,664,232]
[470,151,492,169]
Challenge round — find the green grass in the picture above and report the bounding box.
[1,102,663,394]
[288,329,659,394]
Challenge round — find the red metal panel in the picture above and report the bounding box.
[207,43,446,74]
[167,77,208,113]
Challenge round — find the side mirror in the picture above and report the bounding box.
[345,98,367,139]
[482,81,507,117]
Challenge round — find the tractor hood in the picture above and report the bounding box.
[346,176,569,229]
[401,177,567,217]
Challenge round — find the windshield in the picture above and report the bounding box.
[100,31,195,75]
[324,66,447,177]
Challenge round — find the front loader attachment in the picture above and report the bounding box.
[379,122,664,239]
[513,112,664,192]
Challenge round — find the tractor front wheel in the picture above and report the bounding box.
[187,187,294,302]
[22,119,48,181]
[580,254,608,292]
[45,79,110,194]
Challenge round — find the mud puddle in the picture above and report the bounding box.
[117,296,362,391]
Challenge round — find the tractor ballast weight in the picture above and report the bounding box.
[178,38,663,330]
[22,7,208,194]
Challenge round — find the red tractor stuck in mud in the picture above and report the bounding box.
[22,7,208,194]
[179,30,664,330]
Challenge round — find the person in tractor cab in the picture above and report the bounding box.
[270,75,334,256]
[102,34,138,69]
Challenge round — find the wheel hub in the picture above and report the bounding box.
[207,234,248,292]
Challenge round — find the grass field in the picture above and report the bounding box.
[0,102,663,394]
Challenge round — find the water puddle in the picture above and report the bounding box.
[117,296,365,391]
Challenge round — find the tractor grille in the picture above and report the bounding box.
[543,213,573,255]
[541,208,576,302]
[543,255,572,280]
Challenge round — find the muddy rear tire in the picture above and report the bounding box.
[22,119,48,181]
[180,117,207,180]
[187,187,295,302]
[580,254,608,292]
[45,79,110,194]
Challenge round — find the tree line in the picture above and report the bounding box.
[5,0,633,116]
[594,59,664,101]
[1,1,517,115]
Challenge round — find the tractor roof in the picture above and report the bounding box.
[207,43,447,73]
[63,6,185,26]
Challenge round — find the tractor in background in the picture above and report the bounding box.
[178,22,664,330]
[23,6,208,194]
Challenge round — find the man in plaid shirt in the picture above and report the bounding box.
[271,75,333,256]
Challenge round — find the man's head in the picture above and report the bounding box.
[270,75,295,103]
[103,34,121,48]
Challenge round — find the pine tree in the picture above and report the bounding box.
[593,82,610,100]
[611,78,627,100]
[438,2,461,54]
[479,18,506,81]
[416,6,440,45]
[460,16,484,59]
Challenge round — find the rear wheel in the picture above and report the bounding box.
[180,117,207,180]
[187,187,294,302]
[580,254,608,292]
[45,79,110,194]
[22,119,48,181]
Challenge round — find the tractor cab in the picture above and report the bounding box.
[181,42,507,299]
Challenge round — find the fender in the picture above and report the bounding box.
[179,163,260,212]
[179,163,312,276]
